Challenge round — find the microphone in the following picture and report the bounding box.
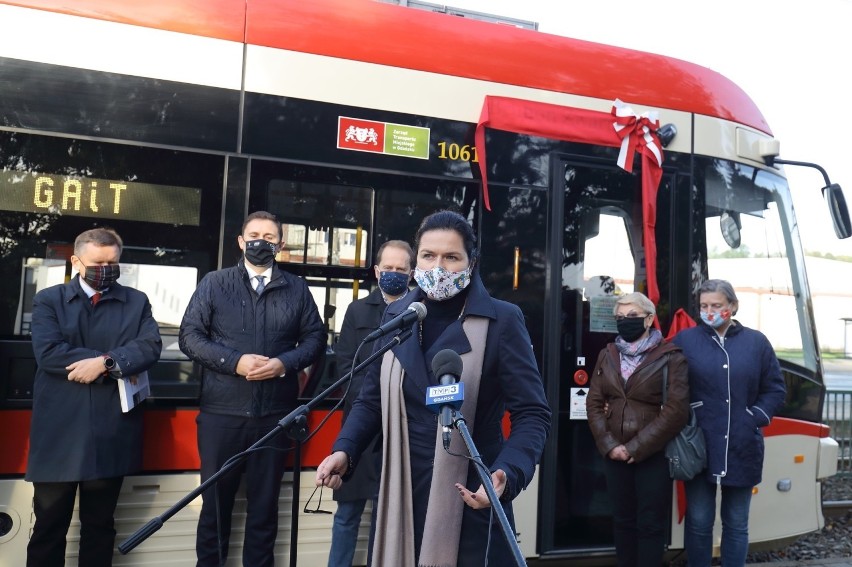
[425,349,464,449]
[363,302,427,342]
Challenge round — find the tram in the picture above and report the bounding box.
[0,0,848,564]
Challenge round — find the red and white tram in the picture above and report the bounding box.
[0,0,846,563]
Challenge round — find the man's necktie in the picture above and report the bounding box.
[91,291,102,306]
[255,275,266,294]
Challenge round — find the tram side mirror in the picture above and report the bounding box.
[577,211,601,263]
[581,211,601,241]
[324,304,337,320]
[720,210,742,249]
[823,183,852,239]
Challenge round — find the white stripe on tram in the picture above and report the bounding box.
[0,3,242,91]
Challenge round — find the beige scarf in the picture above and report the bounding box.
[371,317,489,567]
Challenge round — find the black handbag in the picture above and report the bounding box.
[662,363,707,481]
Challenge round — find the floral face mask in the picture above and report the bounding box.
[700,308,731,329]
[414,265,471,301]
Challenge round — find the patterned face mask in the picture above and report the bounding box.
[378,271,410,297]
[244,239,277,268]
[700,308,731,329]
[414,265,471,301]
[81,263,121,291]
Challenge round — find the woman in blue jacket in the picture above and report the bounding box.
[672,279,786,567]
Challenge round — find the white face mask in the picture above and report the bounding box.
[414,265,471,301]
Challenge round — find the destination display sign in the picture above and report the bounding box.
[0,170,201,226]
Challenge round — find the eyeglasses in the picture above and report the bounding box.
[304,483,334,515]
[615,313,649,321]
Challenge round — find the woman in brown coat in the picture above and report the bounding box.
[586,291,689,567]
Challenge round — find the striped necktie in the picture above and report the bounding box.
[255,275,266,294]
[91,291,102,306]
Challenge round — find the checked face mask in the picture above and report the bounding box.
[80,263,121,291]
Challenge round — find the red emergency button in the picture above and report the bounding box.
[574,369,589,386]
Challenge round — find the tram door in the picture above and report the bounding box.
[547,158,650,553]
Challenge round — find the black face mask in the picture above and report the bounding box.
[616,317,647,343]
[244,239,277,268]
[81,263,121,291]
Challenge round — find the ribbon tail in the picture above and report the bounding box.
[475,98,492,211]
[642,127,663,167]
[616,134,636,173]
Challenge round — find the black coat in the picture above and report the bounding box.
[179,262,326,417]
[333,287,387,502]
[333,275,551,566]
[27,277,162,482]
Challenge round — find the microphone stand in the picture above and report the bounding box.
[118,329,414,565]
[451,411,527,567]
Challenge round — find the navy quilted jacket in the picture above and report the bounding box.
[673,321,786,487]
[179,262,326,417]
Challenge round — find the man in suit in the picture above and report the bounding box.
[328,239,414,567]
[26,227,162,567]
[179,211,326,567]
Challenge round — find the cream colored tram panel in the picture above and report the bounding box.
[0,472,347,567]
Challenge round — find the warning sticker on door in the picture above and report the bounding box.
[570,388,588,420]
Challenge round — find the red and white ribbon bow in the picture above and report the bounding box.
[611,99,663,173]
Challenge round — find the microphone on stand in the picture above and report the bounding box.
[425,349,464,449]
[363,302,427,343]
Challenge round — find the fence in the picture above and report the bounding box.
[824,390,852,475]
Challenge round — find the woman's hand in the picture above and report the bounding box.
[455,469,507,509]
[315,451,349,489]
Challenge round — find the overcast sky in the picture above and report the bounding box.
[444,0,851,256]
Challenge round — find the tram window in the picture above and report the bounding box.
[562,211,637,303]
[16,258,196,360]
[0,133,223,403]
[329,285,371,340]
[297,280,372,400]
[264,178,372,267]
[582,212,636,296]
[560,164,643,306]
[0,132,224,341]
[575,212,637,334]
[115,263,197,361]
[704,160,805,360]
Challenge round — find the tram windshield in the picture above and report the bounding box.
[703,159,816,371]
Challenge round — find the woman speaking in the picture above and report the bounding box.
[316,210,551,567]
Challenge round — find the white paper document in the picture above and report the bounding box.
[118,371,150,413]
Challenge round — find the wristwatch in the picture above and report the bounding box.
[101,354,121,379]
